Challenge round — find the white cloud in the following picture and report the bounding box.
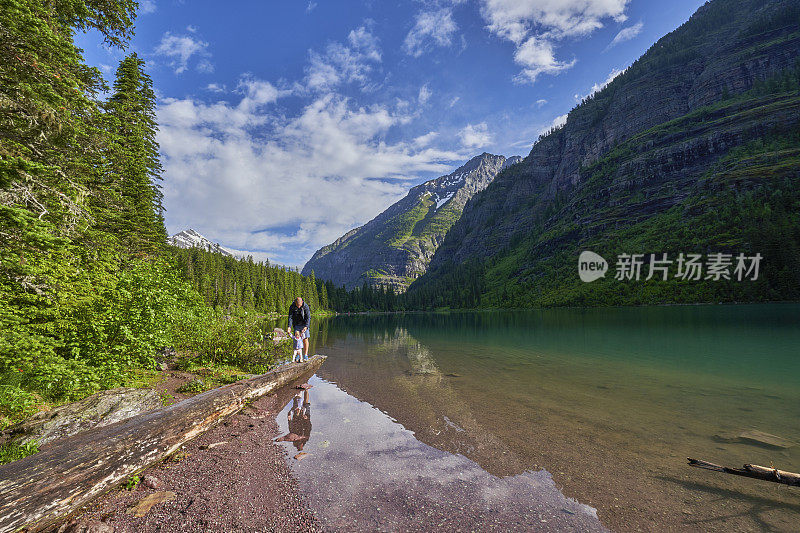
[479,0,631,83]
[304,25,382,91]
[206,83,226,93]
[538,113,567,136]
[418,84,432,105]
[196,59,214,73]
[536,98,547,107]
[140,0,156,14]
[306,1,318,13]
[606,21,643,50]
[448,96,460,107]
[458,122,493,148]
[403,7,459,57]
[155,31,211,74]
[226,248,275,264]
[237,77,286,110]
[413,131,439,147]
[512,35,576,83]
[159,89,462,266]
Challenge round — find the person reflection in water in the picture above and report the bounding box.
[275,387,312,460]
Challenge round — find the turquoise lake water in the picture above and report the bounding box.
[279,304,800,531]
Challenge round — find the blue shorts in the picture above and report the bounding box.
[292,328,310,339]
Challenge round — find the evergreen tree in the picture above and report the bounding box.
[104,53,166,255]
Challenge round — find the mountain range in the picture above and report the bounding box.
[304,0,800,307]
[302,153,521,291]
[408,0,800,307]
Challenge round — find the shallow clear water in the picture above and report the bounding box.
[280,304,800,531]
[276,377,607,532]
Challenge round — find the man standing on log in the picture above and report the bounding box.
[288,297,311,361]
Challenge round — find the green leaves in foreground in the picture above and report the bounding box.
[0,440,39,465]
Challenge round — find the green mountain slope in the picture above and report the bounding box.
[302,153,520,291]
[407,0,800,308]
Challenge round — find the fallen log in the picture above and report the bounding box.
[0,355,326,533]
[687,458,800,487]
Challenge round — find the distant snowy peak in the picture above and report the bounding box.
[168,229,234,257]
[417,152,519,211]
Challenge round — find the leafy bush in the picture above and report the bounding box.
[0,384,41,430]
[0,256,210,411]
[0,440,39,465]
[124,475,140,490]
[174,313,291,373]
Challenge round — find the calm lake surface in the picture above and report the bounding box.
[277,304,800,531]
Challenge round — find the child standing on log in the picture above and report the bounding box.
[288,297,311,361]
[292,330,304,363]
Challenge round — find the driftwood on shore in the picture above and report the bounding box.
[687,458,800,487]
[0,356,326,533]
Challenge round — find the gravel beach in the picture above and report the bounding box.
[56,383,320,533]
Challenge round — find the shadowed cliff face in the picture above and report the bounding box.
[413,0,800,306]
[302,153,521,291]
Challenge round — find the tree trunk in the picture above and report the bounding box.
[0,356,326,533]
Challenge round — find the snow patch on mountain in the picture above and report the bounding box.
[435,191,455,209]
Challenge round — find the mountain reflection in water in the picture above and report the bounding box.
[276,377,606,532]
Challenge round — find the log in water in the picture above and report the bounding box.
[687,457,800,487]
[0,356,326,533]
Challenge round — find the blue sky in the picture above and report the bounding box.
[76,0,705,267]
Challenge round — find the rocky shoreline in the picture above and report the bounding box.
[50,383,319,533]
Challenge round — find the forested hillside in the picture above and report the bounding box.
[408,0,800,308]
[171,246,328,314]
[0,1,324,434]
[0,0,183,416]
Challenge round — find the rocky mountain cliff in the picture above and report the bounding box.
[168,229,234,257]
[409,0,800,307]
[302,153,521,291]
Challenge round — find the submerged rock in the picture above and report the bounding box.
[738,430,796,450]
[713,430,796,450]
[0,388,162,447]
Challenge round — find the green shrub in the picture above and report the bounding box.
[124,475,140,490]
[0,256,210,406]
[175,313,289,373]
[0,440,39,465]
[0,383,41,430]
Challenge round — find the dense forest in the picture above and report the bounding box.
[171,246,328,314]
[0,1,324,433]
